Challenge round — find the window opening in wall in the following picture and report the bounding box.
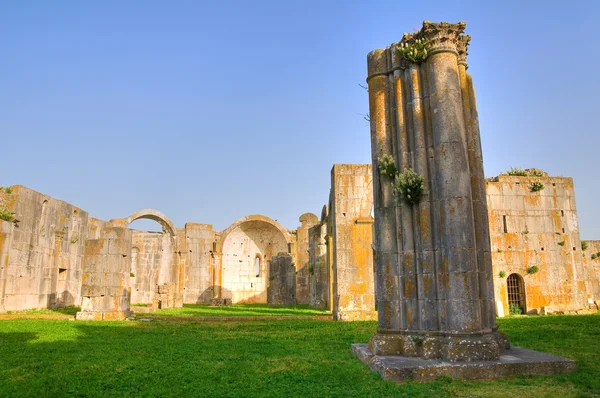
[503,215,508,233]
[562,228,565,233]
[255,256,261,277]
[507,273,526,315]
[561,210,564,217]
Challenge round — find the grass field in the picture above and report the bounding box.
[140,303,332,317]
[0,307,598,397]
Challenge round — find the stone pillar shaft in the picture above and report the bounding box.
[367,21,508,361]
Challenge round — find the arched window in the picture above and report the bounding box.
[507,273,526,315]
[255,256,261,277]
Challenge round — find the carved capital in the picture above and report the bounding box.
[456,34,471,67]
[400,21,469,60]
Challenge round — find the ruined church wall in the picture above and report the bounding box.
[0,185,88,311]
[130,231,163,304]
[267,253,296,305]
[582,240,600,303]
[330,164,376,320]
[487,175,588,314]
[308,222,328,309]
[296,214,319,304]
[182,223,214,304]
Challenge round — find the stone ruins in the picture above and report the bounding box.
[0,20,597,379]
[350,20,578,381]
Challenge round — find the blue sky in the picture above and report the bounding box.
[2,1,599,237]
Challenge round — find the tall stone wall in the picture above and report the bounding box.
[0,220,15,312]
[267,253,296,306]
[0,185,88,311]
[182,223,215,304]
[130,231,163,304]
[487,174,588,314]
[308,221,329,309]
[77,226,132,320]
[330,164,376,321]
[296,213,319,304]
[582,240,600,305]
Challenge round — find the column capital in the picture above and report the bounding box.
[400,21,469,60]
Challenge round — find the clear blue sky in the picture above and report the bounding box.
[2,1,599,238]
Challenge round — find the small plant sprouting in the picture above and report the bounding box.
[592,253,598,260]
[397,38,430,63]
[530,181,545,192]
[378,154,397,179]
[509,303,523,315]
[506,167,528,176]
[523,229,529,235]
[582,241,589,251]
[1,186,13,194]
[497,249,503,253]
[70,233,80,244]
[499,271,507,278]
[0,207,17,223]
[130,273,135,278]
[394,168,425,205]
[526,265,539,275]
[308,264,315,275]
[558,241,565,247]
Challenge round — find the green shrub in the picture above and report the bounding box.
[2,186,13,194]
[530,169,544,177]
[377,154,397,179]
[506,167,528,176]
[394,168,424,205]
[509,303,523,315]
[397,38,430,63]
[530,181,544,192]
[0,207,16,223]
[592,253,598,260]
[497,249,502,253]
[526,265,539,274]
[130,273,135,278]
[558,241,565,246]
[582,241,589,251]
[499,271,507,278]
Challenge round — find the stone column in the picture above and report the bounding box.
[367,21,507,361]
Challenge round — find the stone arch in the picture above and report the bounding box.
[113,209,176,236]
[218,215,291,303]
[219,214,291,248]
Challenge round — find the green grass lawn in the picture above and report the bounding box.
[0,312,598,397]
[141,303,332,317]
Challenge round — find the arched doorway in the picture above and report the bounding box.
[507,273,526,315]
[219,215,290,304]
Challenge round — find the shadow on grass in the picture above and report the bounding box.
[0,313,598,397]
[150,303,331,318]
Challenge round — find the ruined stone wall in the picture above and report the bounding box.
[0,185,88,311]
[296,213,319,304]
[77,226,132,320]
[0,220,15,312]
[182,223,214,304]
[221,220,288,303]
[308,221,328,309]
[267,253,296,305]
[487,175,588,314]
[130,231,163,304]
[330,164,376,320]
[582,240,600,304]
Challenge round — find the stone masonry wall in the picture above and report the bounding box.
[330,164,376,321]
[182,223,214,304]
[0,185,88,311]
[0,220,15,312]
[296,213,319,304]
[267,253,296,305]
[582,240,600,304]
[77,226,132,320]
[308,221,328,309]
[130,231,163,304]
[487,174,588,314]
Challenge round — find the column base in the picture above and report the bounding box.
[335,310,378,321]
[369,330,510,361]
[352,344,575,382]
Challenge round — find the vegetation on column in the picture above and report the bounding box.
[395,168,425,205]
[526,265,539,275]
[377,154,397,179]
[499,270,507,278]
[378,155,425,205]
[397,38,430,63]
[581,241,588,251]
